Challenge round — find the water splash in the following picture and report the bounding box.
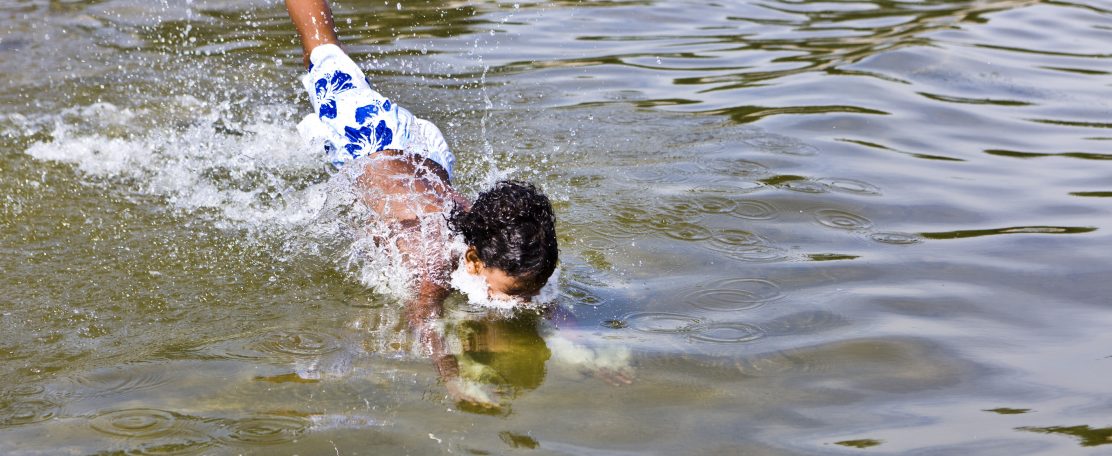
[18,100,465,299]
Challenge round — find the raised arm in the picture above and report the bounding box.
[285,0,340,68]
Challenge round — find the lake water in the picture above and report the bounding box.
[2,0,1111,454]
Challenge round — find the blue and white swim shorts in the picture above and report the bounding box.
[297,44,455,179]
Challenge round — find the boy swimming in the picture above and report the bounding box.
[286,0,558,304]
[286,0,563,406]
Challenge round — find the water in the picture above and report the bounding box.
[2,0,1111,453]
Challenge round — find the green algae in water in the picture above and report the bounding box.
[499,431,539,449]
[1017,425,1112,447]
[835,439,883,448]
[984,407,1030,415]
[807,253,859,262]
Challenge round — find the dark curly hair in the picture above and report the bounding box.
[448,181,559,292]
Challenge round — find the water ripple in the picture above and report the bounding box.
[816,177,882,196]
[5,385,45,397]
[218,415,309,446]
[71,364,174,398]
[90,409,180,438]
[249,331,341,358]
[624,312,703,334]
[87,409,218,455]
[744,135,820,156]
[693,195,738,214]
[0,398,58,427]
[661,222,713,242]
[781,179,828,194]
[870,231,923,245]
[686,278,784,312]
[814,209,874,230]
[688,322,765,344]
[731,200,778,220]
[705,230,791,263]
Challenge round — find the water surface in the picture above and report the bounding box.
[2,0,1112,454]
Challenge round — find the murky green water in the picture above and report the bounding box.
[2,0,1111,454]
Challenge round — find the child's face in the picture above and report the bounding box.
[461,247,541,304]
[475,266,540,302]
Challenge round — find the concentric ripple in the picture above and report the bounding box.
[814,209,874,230]
[72,365,174,398]
[625,312,703,334]
[645,211,692,231]
[694,195,738,214]
[89,409,180,438]
[250,331,340,358]
[870,231,923,245]
[706,230,791,263]
[661,222,713,241]
[663,199,707,219]
[6,385,45,397]
[817,177,882,196]
[219,415,309,446]
[691,182,766,195]
[731,200,777,220]
[610,204,658,235]
[688,322,765,344]
[686,278,784,311]
[0,399,58,427]
[781,179,828,193]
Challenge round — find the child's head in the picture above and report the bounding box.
[448,181,558,301]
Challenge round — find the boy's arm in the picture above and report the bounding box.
[285,0,340,68]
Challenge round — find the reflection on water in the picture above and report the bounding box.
[3,0,1112,453]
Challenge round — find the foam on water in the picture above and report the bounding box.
[449,260,560,311]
